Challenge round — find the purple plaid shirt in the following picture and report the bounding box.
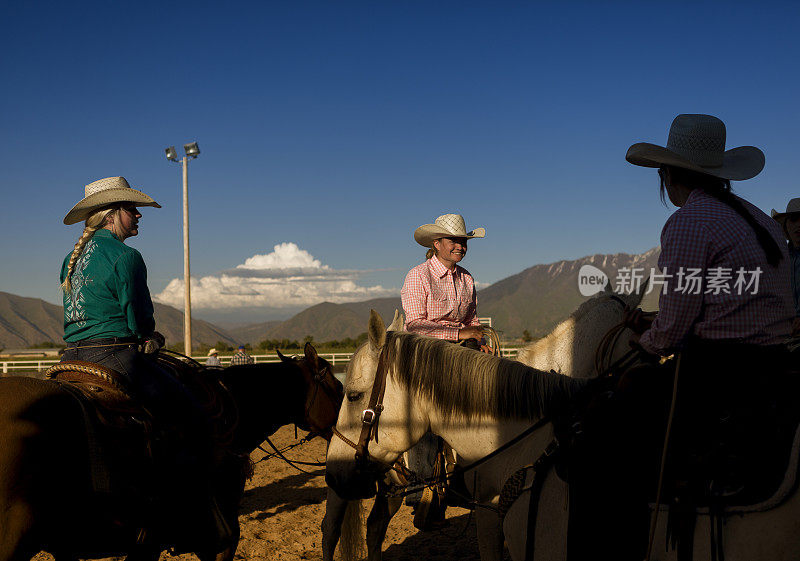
[640,189,792,355]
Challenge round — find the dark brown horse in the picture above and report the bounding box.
[0,342,343,561]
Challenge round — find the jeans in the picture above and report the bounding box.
[405,431,441,507]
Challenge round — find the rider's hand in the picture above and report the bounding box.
[479,344,493,355]
[143,331,165,355]
[458,326,483,340]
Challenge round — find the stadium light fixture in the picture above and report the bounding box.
[164,140,201,355]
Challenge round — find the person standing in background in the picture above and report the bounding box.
[230,344,254,365]
[772,198,800,336]
[205,348,222,367]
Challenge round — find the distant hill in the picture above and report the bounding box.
[227,298,403,344]
[0,292,236,349]
[227,248,661,344]
[479,249,661,337]
[0,292,64,348]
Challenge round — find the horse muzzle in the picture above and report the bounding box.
[325,467,380,500]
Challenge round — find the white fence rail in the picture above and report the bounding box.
[1,347,520,374]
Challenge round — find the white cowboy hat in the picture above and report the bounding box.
[413,213,486,248]
[771,198,800,227]
[625,114,765,181]
[207,348,218,356]
[64,176,161,225]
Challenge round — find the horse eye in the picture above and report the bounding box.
[347,391,363,402]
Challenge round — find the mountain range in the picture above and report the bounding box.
[0,292,237,350]
[0,248,660,349]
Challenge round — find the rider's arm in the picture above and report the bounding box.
[639,214,708,356]
[115,249,156,339]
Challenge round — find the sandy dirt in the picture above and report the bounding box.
[33,424,495,561]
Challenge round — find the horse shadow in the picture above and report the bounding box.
[380,511,510,561]
[239,467,327,519]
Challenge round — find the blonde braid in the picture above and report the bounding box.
[61,207,118,293]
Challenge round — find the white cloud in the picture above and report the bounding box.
[237,242,328,271]
[154,242,398,310]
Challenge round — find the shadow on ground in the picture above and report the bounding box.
[379,511,510,561]
[240,468,327,518]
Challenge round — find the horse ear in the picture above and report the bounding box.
[368,309,386,351]
[603,281,614,294]
[276,349,289,362]
[387,309,404,332]
[304,341,319,369]
[633,276,649,305]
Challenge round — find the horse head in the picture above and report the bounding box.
[516,280,648,378]
[277,343,343,440]
[326,310,426,500]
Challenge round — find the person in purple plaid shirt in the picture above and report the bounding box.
[568,115,795,561]
[624,114,792,352]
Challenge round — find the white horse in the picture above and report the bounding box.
[323,287,645,561]
[321,312,406,561]
[515,284,643,377]
[325,310,587,561]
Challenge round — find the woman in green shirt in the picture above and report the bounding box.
[60,176,166,386]
[60,177,227,551]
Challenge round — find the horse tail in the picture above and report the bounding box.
[338,498,366,561]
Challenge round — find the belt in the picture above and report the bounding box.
[65,336,140,348]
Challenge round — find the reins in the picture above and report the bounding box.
[593,293,642,378]
[254,436,327,474]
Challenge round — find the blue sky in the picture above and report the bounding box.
[1,1,798,322]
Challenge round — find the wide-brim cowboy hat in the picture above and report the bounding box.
[414,213,486,248]
[625,114,765,181]
[207,348,219,356]
[64,176,161,225]
[771,198,800,227]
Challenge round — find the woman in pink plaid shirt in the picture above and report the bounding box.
[401,213,487,350]
[400,213,487,524]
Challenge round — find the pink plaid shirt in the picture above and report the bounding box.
[640,189,792,355]
[401,257,480,339]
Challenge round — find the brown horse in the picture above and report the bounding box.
[0,342,343,561]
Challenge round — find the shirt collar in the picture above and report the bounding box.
[428,256,458,278]
[684,189,705,206]
[93,229,122,242]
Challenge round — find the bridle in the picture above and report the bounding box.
[331,339,394,468]
[294,355,343,438]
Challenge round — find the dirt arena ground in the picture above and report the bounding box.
[34,424,498,561]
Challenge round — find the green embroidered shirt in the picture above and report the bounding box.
[61,229,156,342]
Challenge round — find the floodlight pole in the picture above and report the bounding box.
[181,156,192,356]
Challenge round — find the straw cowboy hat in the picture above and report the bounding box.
[771,198,800,228]
[207,348,219,356]
[626,114,765,181]
[64,176,161,225]
[414,214,485,248]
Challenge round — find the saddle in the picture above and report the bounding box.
[47,360,152,428]
[46,360,155,498]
